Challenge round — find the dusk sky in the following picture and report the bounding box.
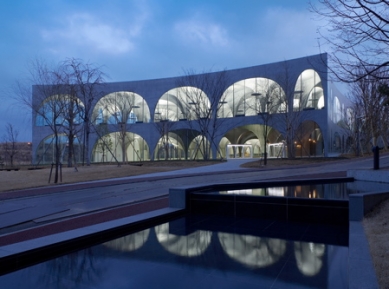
[0,0,330,141]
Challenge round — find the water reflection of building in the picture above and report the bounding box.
[220,182,352,200]
[155,223,211,257]
[100,220,348,283]
[218,233,286,268]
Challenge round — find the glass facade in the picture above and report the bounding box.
[294,69,325,111]
[154,87,210,122]
[35,95,84,127]
[223,78,286,117]
[35,134,82,165]
[92,91,150,125]
[33,55,350,163]
[91,131,149,162]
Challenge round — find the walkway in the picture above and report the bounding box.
[1,156,388,242]
[0,155,387,288]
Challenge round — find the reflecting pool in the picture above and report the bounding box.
[219,183,350,199]
[219,180,388,200]
[0,215,348,289]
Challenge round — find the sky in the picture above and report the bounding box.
[0,0,330,142]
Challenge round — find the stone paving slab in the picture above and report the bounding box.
[0,206,69,229]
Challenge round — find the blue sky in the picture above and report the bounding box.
[0,0,328,141]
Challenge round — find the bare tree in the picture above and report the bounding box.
[99,92,139,164]
[311,0,389,81]
[15,58,105,181]
[249,79,286,164]
[61,58,106,166]
[348,72,389,154]
[154,116,176,160]
[2,123,19,166]
[275,62,308,159]
[177,69,229,160]
[94,123,113,163]
[16,59,68,183]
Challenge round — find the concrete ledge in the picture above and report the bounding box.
[349,221,379,289]
[348,169,389,183]
[0,207,183,275]
[349,191,389,221]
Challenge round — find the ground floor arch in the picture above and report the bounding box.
[294,120,324,157]
[220,125,285,159]
[35,134,82,165]
[188,135,212,160]
[154,132,186,160]
[151,129,212,160]
[92,132,149,163]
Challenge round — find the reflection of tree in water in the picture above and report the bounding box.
[218,233,286,268]
[103,229,150,252]
[38,248,103,289]
[155,223,212,257]
[294,242,325,276]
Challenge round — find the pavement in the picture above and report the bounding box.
[0,155,388,244]
[0,155,388,287]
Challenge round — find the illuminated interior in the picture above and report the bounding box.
[35,133,82,164]
[222,77,286,117]
[294,69,325,111]
[35,94,84,127]
[91,131,149,162]
[154,87,210,122]
[92,91,150,125]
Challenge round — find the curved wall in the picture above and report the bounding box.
[32,53,349,163]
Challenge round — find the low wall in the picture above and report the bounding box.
[347,169,389,183]
[349,191,389,221]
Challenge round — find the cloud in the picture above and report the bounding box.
[41,11,147,56]
[256,8,327,57]
[174,18,229,48]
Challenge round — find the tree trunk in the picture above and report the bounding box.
[85,119,91,166]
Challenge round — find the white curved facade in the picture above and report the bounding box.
[32,53,351,164]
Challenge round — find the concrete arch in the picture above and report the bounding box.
[35,94,84,127]
[35,133,82,165]
[294,120,324,157]
[91,131,150,163]
[294,69,324,110]
[153,132,186,160]
[154,87,210,122]
[92,91,150,125]
[222,124,285,159]
[333,96,342,123]
[222,77,286,118]
[188,135,212,160]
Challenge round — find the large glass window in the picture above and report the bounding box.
[333,97,342,123]
[154,133,186,160]
[294,70,324,111]
[35,95,84,127]
[154,87,210,122]
[92,131,149,163]
[221,125,285,159]
[294,121,323,157]
[222,78,286,117]
[35,134,82,164]
[92,91,150,125]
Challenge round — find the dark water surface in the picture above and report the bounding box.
[0,215,348,289]
[219,180,387,200]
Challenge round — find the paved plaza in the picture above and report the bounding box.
[0,155,388,243]
[0,155,388,288]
